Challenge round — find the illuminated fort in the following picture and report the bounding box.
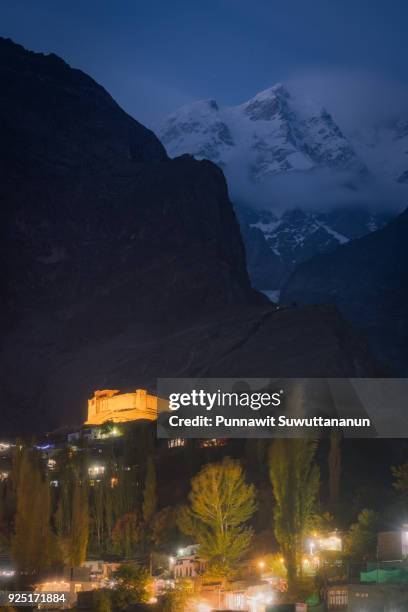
[85,389,158,425]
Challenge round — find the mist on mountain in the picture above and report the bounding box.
[228,165,394,216]
[158,78,407,290]
[287,70,408,134]
[158,75,408,216]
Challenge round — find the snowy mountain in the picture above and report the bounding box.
[351,119,408,187]
[158,84,402,290]
[159,84,366,181]
[236,204,389,289]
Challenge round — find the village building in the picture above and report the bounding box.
[172,545,206,579]
[326,583,408,610]
[378,527,408,561]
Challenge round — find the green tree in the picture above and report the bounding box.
[142,456,157,525]
[113,563,152,608]
[309,511,336,534]
[99,421,121,439]
[150,506,177,550]
[160,580,193,611]
[392,462,408,495]
[141,455,157,569]
[263,553,287,579]
[178,457,256,578]
[111,513,140,558]
[328,430,342,507]
[344,509,379,561]
[69,480,89,566]
[91,590,112,612]
[269,439,320,591]
[12,447,55,576]
[53,448,84,563]
[104,477,115,543]
[0,477,13,555]
[91,480,105,553]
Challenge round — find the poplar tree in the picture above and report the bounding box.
[141,455,157,567]
[142,456,157,526]
[69,479,89,566]
[12,447,54,576]
[91,481,105,553]
[269,439,320,591]
[329,430,342,507]
[53,448,78,562]
[104,479,115,543]
[111,513,140,558]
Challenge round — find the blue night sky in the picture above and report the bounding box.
[1,0,407,127]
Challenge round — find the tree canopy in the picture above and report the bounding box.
[269,439,320,590]
[178,457,257,577]
[344,508,379,561]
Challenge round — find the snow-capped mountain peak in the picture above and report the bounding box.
[240,83,291,121]
[159,98,233,166]
[158,83,364,182]
[157,84,404,292]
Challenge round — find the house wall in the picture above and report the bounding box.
[173,555,206,578]
[327,583,408,611]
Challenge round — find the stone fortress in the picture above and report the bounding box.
[85,389,158,425]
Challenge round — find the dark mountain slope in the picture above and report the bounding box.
[0,37,257,325]
[281,209,408,373]
[0,38,381,434]
[0,36,165,172]
[1,304,381,433]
